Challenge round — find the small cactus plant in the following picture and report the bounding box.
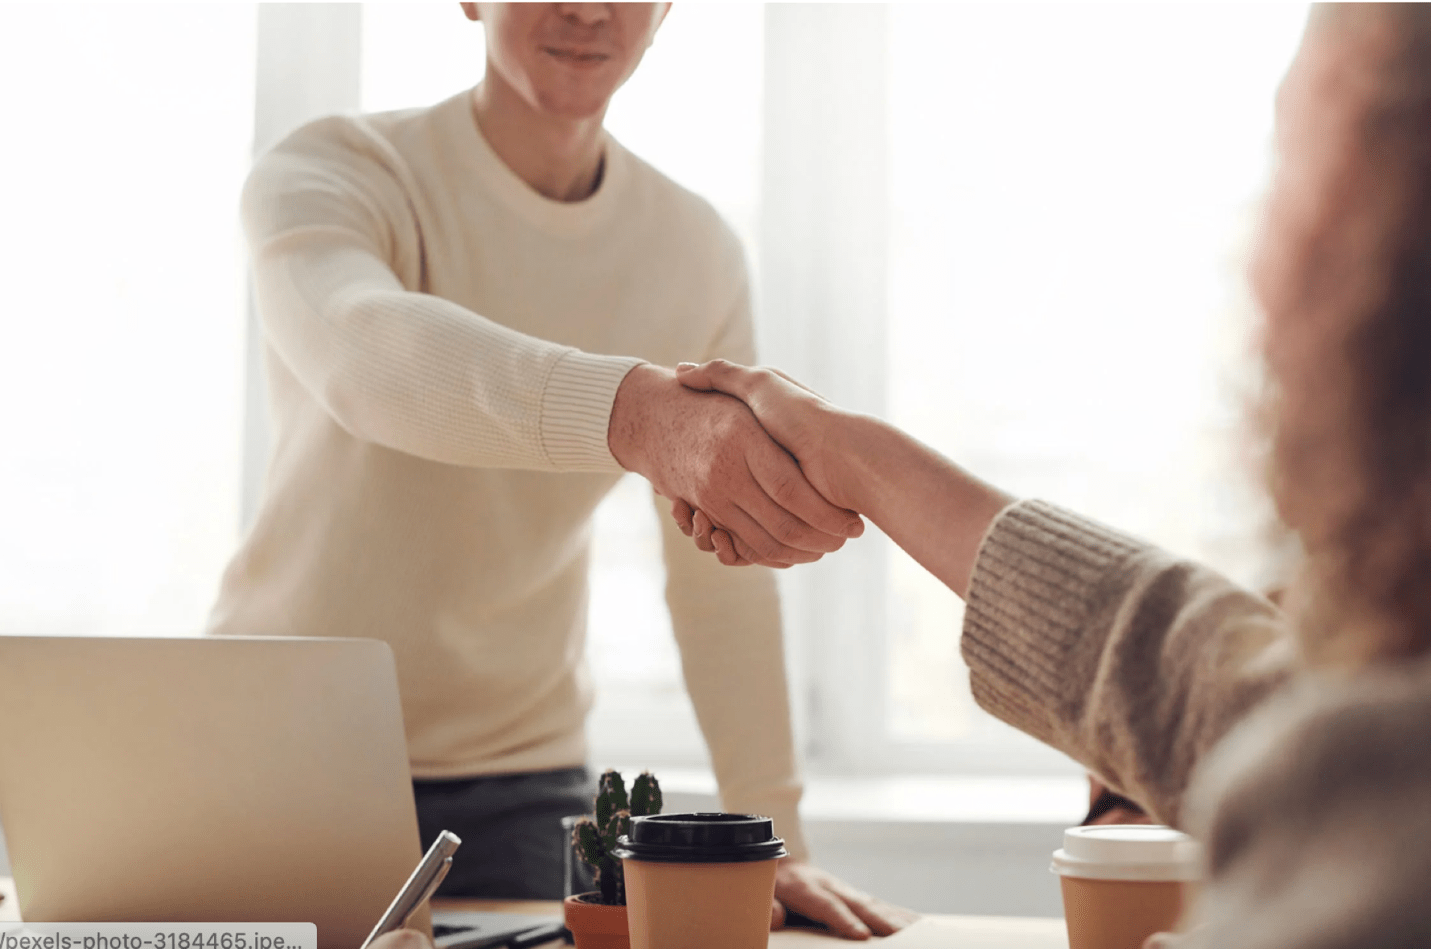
[571,769,663,905]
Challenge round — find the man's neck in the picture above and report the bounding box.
[471,77,606,203]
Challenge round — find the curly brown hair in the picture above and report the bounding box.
[1267,5,1431,667]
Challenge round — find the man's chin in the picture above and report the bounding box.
[528,71,623,121]
[535,92,615,122]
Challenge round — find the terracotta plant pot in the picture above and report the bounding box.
[563,893,630,949]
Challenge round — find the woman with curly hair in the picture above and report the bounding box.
[672,4,1431,946]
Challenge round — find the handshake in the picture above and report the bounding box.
[607,359,871,570]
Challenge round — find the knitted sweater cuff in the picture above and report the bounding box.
[765,799,809,863]
[538,350,646,471]
[960,499,1144,746]
[730,792,807,863]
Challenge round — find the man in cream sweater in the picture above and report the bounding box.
[209,2,907,938]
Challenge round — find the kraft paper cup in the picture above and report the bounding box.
[1051,824,1201,949]
[615,813,786,949]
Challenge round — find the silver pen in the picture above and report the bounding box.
[360,830,462,949]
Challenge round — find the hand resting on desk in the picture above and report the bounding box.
[772,861,919,940]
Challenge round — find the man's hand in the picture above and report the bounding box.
[771,861,919,940]
[675,360,854,508]
[670,360,860,566]
[609,364,863,567]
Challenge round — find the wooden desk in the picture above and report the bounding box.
[0,880,1067,947]
[431,897,1067,947]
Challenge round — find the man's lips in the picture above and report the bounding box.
[542,46,612,67]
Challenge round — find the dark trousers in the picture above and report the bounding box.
[413,766,597,899]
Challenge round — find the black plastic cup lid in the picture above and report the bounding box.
[613,813,788,864]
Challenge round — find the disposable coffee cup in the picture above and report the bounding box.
[615,813,787,949]
[1052,824,1201,949]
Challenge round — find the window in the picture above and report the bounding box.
[0,6,254,639]
[881,4,1310,760]
[1,3,1314,780]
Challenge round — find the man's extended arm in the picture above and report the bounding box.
[245,117,640,472]
[244,118,859,565]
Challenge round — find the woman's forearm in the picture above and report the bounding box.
[830,413,1015,598]
[669,358,1014,589]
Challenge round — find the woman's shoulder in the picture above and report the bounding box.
[1184,655,1431,948]
[1195,654,1431,819]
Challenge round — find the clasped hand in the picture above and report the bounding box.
[659,360,852,567]
[608,364,862,568]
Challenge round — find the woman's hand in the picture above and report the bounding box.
[674,359,1015,594]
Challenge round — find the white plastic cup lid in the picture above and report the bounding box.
[1050,824,1201,882]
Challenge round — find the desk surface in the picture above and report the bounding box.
[1,879,1067,947]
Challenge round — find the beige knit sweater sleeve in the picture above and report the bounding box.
[242,116,643,472]
[961,499,1291,826]
[964,499,1431,948]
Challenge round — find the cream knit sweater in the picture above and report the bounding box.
[208,90,806,857]
[966,500,1431,947]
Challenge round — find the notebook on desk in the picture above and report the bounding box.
[0,635,490,949]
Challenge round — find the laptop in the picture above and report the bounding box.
[0,636,557,949]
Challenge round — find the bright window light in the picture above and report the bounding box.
[0,6,255,638]
[884,3,1310,743]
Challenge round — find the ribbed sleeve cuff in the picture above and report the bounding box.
[718,776,808,861]
[730,795,808,862]
[961,499,1145,747]
[767,800,809,862]
[538,350,646,471]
